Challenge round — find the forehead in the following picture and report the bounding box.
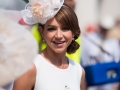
[45,18,62,27]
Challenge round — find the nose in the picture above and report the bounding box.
[55,29,63,39]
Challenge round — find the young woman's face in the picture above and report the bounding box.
[40,18,74,53]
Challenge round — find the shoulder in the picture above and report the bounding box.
[69,58,85,83]
[81,67,85,78]
[69,58,83,74]
[33,54,46,69]
[33,54,44,63]
[69,58,81,68]
[13,65,36,90]
[80,67,86,90]
[16,64,36,81]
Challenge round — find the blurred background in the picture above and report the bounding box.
[75,0,120,90]
[75,0,120,32]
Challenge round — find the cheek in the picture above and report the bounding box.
[68,31,74,38]
[65,32,74,41]
[43,33,52,41]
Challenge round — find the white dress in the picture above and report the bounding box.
[33,54,82,90]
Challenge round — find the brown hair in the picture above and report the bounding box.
[39,5,81,54]
[55,5,81,54]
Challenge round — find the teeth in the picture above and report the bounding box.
[54,41,64,44]
[56,42,63,44]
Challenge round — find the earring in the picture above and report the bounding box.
[42,39,45,42]
[72,37,75,41]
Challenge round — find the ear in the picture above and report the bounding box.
[38,26,44,37]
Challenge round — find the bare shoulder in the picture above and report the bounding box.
[13,64,36,90]
[80,67,87,90]
[80,66,85,82]
[81,67,85,77]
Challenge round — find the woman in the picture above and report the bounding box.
[13,0,86,90]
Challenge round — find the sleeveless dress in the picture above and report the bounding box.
[33,54,82,90]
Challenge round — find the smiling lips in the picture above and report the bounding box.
[53,41,65,47]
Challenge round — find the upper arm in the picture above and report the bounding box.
[80,67,87,90]
[12,65,36,90]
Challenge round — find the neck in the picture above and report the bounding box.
[40,48,69,69]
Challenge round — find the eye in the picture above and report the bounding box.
[62,27,70,31]
[47,27,56,31]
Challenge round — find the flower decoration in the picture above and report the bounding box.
[21,0,64,25]
[31,2,43,17]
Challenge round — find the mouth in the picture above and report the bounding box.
[53,41,65,46]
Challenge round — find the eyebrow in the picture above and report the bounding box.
[47,25,56,27]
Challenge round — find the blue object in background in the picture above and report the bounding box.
[84,61,120,86]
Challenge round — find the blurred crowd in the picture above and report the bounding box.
[80,1,120,90]
[81,15,120,90]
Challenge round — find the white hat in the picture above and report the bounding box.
[21,0,64,25]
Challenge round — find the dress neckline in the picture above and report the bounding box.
[38,54,71,71]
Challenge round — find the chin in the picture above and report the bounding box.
[54,49,66,54]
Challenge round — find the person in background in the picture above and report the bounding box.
[106,18,120,41]
[81,15,120,90]
[13,0,86,90]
